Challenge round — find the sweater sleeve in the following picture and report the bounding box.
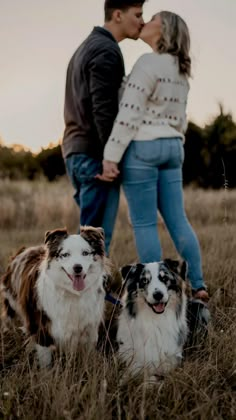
[88,49,124,149]
[103,54,157,163]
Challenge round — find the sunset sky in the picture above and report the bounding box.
[1,0,235,152]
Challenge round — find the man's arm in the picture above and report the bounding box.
[88,49,124,149]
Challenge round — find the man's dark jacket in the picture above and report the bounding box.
[62,27,125,160]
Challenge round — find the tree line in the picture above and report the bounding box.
[0,107,236,188]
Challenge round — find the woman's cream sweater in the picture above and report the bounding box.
[104,52,190,163]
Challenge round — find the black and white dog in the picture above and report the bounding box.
[117,259,189,381]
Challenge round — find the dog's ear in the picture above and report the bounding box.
[79,226,105,256]
[96,227,105,240]
[163,259,180,273]
[120,264,144,318]
[80,226,105,240]
[120,265,134,280]
[44,228,68,244]
[44,228,68,260]
[121,263,145,281]
[163,259,188,280]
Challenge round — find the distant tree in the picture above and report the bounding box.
[183,122,205,186]
[0,143,40,180]
[36,144,65,181]
[202,105,236,188]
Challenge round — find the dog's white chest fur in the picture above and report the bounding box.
[117,297,187,377]
[37,270,105,349]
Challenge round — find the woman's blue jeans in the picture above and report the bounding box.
[121,138,205,290]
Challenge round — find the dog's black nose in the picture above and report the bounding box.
[73,264,83,274]
[153,291,164,301]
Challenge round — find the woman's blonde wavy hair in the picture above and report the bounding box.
[156,11,191,77]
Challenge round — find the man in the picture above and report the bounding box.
[62,0,145,253]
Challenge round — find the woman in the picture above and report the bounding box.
[100,11,208,301]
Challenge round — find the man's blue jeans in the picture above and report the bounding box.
[65,154,120,254]
[121,138,205,291]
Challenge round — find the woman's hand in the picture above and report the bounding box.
[95,160,120,182]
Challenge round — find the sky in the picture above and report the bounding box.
[0,0,235,152]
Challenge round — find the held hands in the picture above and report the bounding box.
[95,160,120,182]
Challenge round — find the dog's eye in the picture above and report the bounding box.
[82,250,90,256]
[141,276,148,285]
[61,252,70,258]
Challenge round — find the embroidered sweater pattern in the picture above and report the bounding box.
[104,52,190,163]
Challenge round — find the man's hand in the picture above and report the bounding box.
[95,160,120,182]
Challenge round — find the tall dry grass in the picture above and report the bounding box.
[0,178,236,419]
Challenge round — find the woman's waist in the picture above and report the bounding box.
[134,124,185,142]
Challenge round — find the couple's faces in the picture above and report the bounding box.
[120,10,162,44]
[140,14,162,45]
[120,7,144,40]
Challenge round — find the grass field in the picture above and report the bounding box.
[0,178,236,419]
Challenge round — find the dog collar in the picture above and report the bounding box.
[105,293,123,307]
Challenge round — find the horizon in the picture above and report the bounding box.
[0,0,235,152]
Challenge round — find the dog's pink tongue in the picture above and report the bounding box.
[72,275,86,291]
[153,303,165,313]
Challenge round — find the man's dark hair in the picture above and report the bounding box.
[104,0,146,21]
